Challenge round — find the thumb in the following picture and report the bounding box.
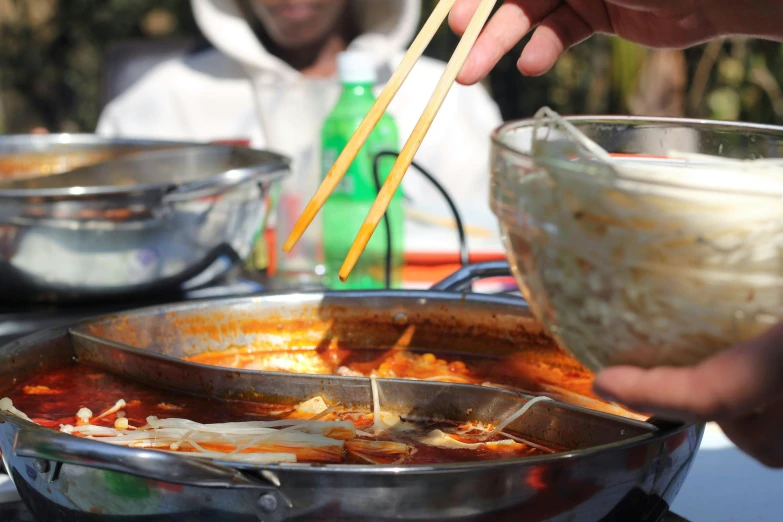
[593,322,783,422]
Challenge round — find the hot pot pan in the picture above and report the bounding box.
[0,134,178,181]
[0,264,704,521]
[0,134,289,304]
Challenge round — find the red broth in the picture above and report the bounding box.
[186,347,646,421]
[4,363,559,465]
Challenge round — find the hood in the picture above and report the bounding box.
[190,0,421,77]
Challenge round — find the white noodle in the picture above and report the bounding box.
[95,399,126,420]
[60,424,123,436]
[0,397,33,422]
[370,376,386,435]
[483,397,554,440]
[145,417,353,436]
[187,438,209,453]
[169,430,193,451]
[0,398,32,422]
[533,106,614,163]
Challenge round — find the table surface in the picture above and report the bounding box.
[670,423,783,521]
[404,203,503,255]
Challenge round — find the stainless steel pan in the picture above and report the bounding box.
[0,266,704,521]
[0,135,288,303]
[0,133,177,181]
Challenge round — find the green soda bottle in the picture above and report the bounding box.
[321,51,404,289]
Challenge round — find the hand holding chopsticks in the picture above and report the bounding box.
[283,0,498,282]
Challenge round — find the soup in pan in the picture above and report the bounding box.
[1,363,561,466]
[185,346,646,421]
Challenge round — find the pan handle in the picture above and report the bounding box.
[430,260,513,292]
[13,427,283,492]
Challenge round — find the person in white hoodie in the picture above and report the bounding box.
[96,0,503,210]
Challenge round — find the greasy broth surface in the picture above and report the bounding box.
[185,346,645,420]
[187,347,588,391]
[5,363,557,465]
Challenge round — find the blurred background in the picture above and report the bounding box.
[2,0,783,134]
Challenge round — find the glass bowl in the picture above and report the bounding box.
[491,116,783,371]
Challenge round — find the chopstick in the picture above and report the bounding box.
[282,0,459,254]
[283,0,498,282]
[338,0,497,281]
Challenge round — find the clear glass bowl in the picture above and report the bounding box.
[491,116,783,371]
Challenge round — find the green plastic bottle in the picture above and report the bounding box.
[321,51,404,289]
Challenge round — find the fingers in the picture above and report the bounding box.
[518,4,594,76]
[449,0,483,35]
[450,0,562,84]
[720,398,783,468]
[593,366,722,421]
[593,322,783,422]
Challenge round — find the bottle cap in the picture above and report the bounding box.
[337,51,378,84]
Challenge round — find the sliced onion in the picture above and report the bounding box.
[419,430,481,450]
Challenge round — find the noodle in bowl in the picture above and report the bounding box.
[491,111,783,371]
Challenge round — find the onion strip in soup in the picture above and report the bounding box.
[0,365,559,466]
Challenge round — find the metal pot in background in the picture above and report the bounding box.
[0,135,289,304]
[0,134,176,181]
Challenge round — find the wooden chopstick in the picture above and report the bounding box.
[338,0,498,281]
[282,0,458,254]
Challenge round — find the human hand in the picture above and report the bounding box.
[450,0,783,83]
[593,322,783,468]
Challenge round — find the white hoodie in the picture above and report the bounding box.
[96,0,503,210]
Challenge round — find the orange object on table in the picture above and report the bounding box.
[403,251,511,288]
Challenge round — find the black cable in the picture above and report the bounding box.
[372,151,469,289]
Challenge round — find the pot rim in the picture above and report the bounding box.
[0,136,290,201]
